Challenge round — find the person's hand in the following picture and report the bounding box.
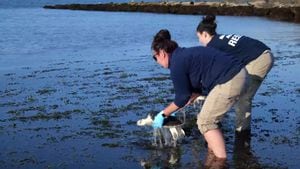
[152,111,165,128]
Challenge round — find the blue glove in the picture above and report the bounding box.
[152,111,165,128]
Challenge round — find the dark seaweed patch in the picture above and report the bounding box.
[9,109,82,121]
[140,76,170,81]
[36,88,57,95]
[101,143,122,148]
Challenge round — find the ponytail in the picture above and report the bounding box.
[154,29,171,41]
[196,15,217,35]
[151,29,178,54]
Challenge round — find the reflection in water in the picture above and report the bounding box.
[140,147,182,169]
[140,146,229,169]
[140,130,265,169]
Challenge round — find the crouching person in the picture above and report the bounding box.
[150,29,247,159]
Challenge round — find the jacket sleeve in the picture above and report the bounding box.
[170,63,192,108]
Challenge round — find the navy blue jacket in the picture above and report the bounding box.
[170,46,244,108]
[207,34,270,65]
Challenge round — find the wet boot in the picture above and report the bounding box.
[234,129,251,150]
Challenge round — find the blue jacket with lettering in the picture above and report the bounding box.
[170,46,244,108]
[207,34,270,65]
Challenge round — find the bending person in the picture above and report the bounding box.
[151,29,247,158]
[196,15,274,134]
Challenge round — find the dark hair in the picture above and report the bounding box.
[196,15,217,35]
[151,29,178,54]
[154,29,171,41]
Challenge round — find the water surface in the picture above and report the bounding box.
[0,6,300,169]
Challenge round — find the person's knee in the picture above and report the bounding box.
[197,118,219,134]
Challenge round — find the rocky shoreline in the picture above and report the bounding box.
[44,2,300,23]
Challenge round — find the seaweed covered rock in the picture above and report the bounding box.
[44,2,300,23]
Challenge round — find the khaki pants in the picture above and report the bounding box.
[197,68,247,134]
[235,50,274,132]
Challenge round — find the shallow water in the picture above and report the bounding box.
[0,6,300,169]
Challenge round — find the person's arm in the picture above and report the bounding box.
[162,102,179,117]
[170,56,192,109]
[152,51,192,128]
